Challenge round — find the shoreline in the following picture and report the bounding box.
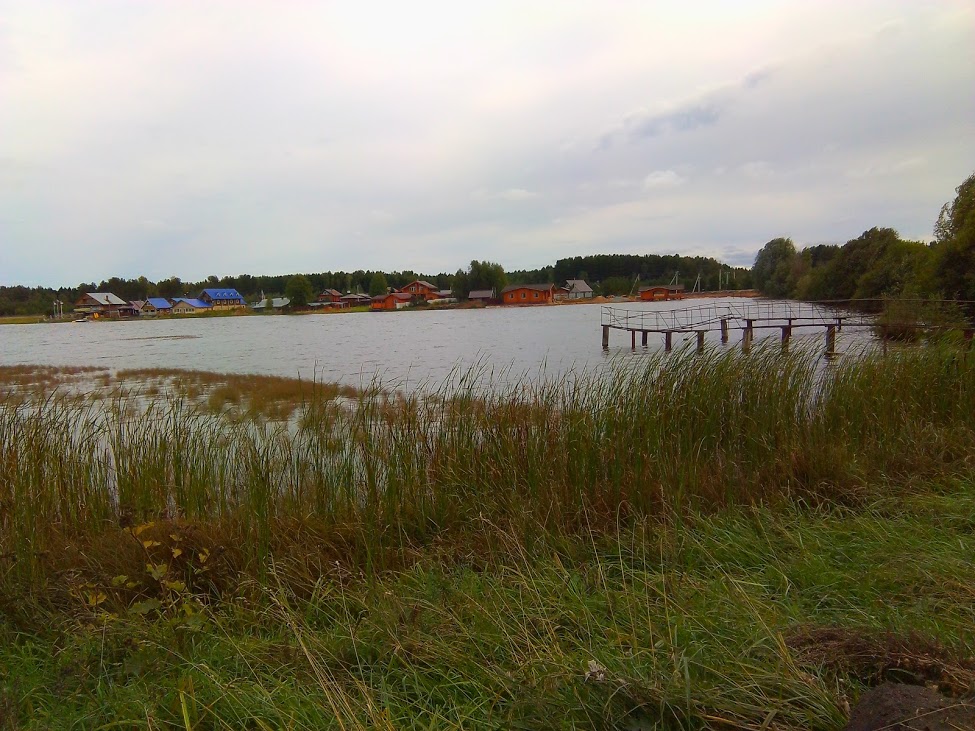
[0,290,761,326]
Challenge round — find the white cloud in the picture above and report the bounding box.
[471,188,539,201]
[643,170,687,188]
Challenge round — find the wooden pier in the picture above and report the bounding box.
[601,300,975,355]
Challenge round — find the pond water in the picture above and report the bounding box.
[0,298,872,392]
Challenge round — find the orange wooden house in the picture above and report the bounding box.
[401,280,441,301]
[500,283,557,305]
[639,285,685,301]
[370,292,413,311]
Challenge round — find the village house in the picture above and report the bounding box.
[401,280,441,302]
[316,289,344,306]
[252,297,290,311]
[138,297,174,316]
[170,297,212,315]
[73,292,135,318]
[565,279,593,299]
[467,289,495,304]
[639,285,685,301]
[198,288,246,310]
[501,283,557,305]
[339,292,372,307]
[370,292,413,311]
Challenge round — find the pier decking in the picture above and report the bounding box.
[601,300,975,354]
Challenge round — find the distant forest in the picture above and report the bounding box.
[0,253,750,318]
[752,171,975,302]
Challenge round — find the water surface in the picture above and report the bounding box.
[0,299,869,391]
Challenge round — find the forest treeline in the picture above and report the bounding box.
[0,252,749,317]
[753,171,975,302]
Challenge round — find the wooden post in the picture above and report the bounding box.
[781,325,791,350]
[720,318,729,343]
[743,320,754,352]
[836,317,844,333]
[696,331,705,352]
[826,324,836,356]
[641,331,648,346]
[631,330,636,350]
[602,325,609,349]
[664,331,673,352]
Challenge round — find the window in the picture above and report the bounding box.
[521,291,526,299]
[533,292,538,299]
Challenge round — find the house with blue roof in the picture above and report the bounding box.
[198,288,246,310]
[171,298,212,315]
[139,297,174,316]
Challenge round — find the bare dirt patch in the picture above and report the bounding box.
[786,626,975,695]
[844,682,975,731]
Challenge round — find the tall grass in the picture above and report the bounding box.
[1,341,974,594]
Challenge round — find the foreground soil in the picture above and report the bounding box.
[845,683,975,731]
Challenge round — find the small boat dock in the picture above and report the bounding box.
[601,300,975,355]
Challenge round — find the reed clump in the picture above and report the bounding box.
[1,340,973,597]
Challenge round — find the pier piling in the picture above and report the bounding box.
[602,325,609,349]
[826,324,837,356]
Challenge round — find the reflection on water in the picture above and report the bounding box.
[0,299,872,392]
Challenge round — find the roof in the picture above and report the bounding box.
[130,300,146,310]
[85,292,127,306]
[468,289,494,299]
[318,289,342,297]
[436,290,453,297]
[172,298,211,308]
[639,284,686,292]
[373,292,412,301]
[406,280,438,289]
[199,288,244,301]
[340,292,371,300]
[566,279,593,293]
[145,297,173,309]
[253,297,290,309]
[501,283,555,294]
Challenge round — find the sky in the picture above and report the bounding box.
[1,1,974,287]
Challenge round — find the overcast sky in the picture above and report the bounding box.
[2,1,973,286]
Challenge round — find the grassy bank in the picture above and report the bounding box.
[2,342,975,728]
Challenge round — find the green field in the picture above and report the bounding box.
[2,342,974,729]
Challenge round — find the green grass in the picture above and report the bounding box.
[2,479,973,729]
[2,340,975,728]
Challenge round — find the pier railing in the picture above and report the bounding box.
[600,299,975,353]
[600,300,881,332]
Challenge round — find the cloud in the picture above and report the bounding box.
[740,161,774,179]
[600,66,775,148]
[471,188,539,201]
[643,170,686,188]
[846,156,926,179]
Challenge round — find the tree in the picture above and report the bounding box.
[285,274,314,308]
[368,272,388,296]
[931,171,975,300]
[467,260,507,295]
[451,269,469,300]
[752,238,798,297]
